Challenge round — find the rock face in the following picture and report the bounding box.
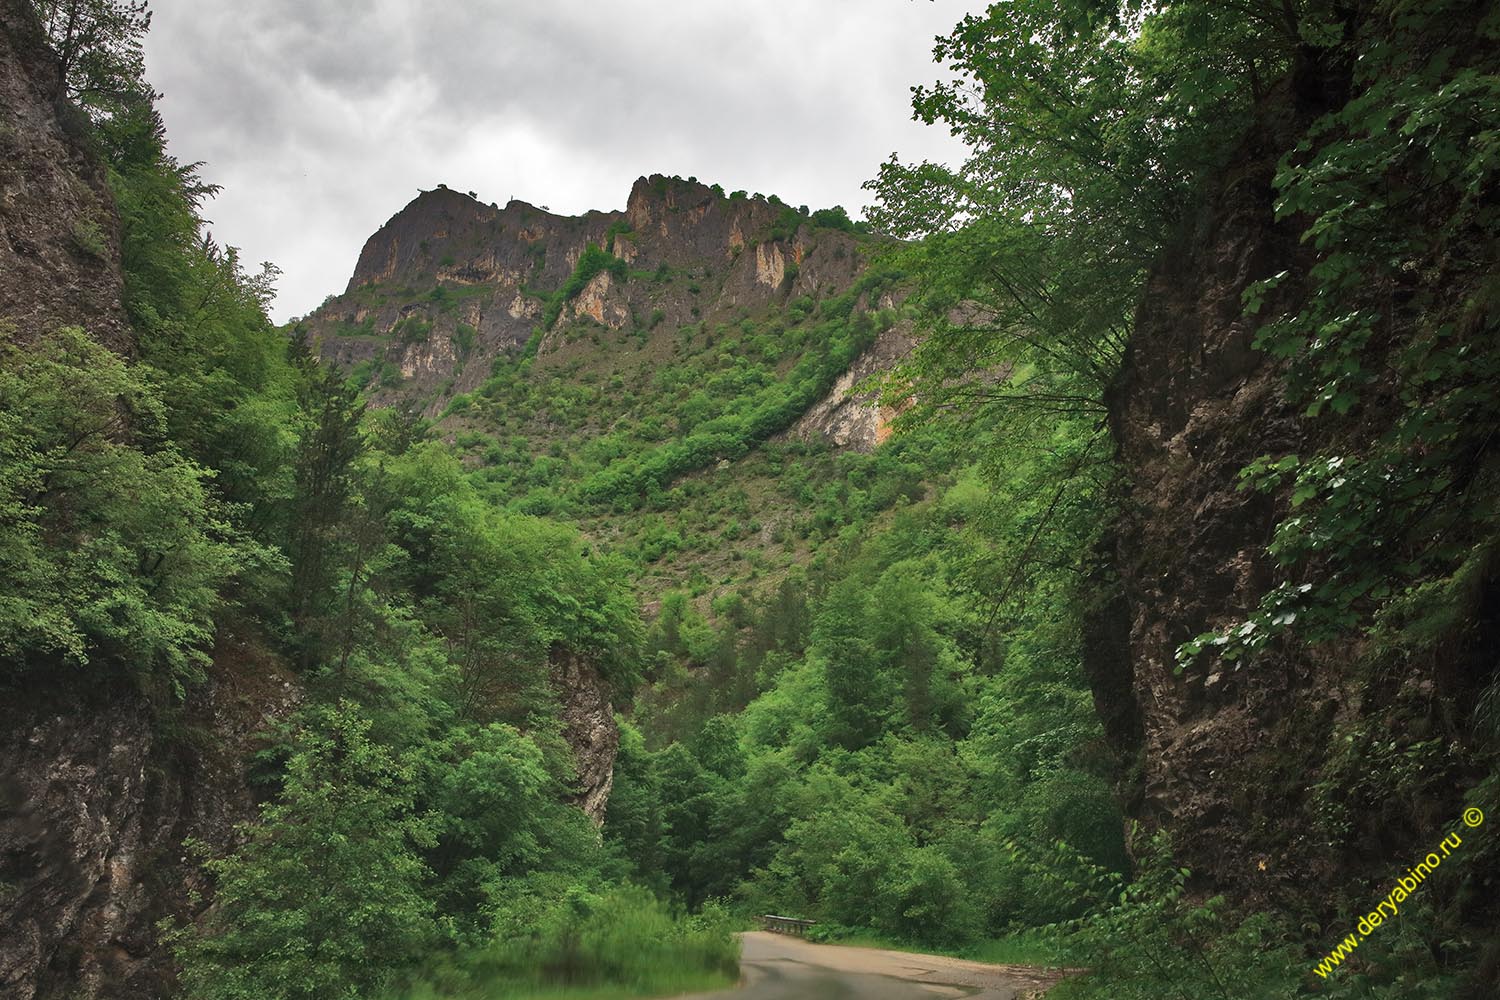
[0,0,128,352]
[548,650,619,825]
[1102,121,1318,898]
[305,175,882,425]
[0,652,302,1000]
[790,322,913,453]
[1102,79,1498,909]
[0,9,301,996]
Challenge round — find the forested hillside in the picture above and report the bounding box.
[1,1,1497,1000]
[0,2,733,997]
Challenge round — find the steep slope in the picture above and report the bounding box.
[0,6,298,997]
[0,0,127,352]
[303,178,931,605]
[1103,60,1500,932]
[1101,112,1326,897]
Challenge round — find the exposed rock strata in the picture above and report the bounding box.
[790,324,914,453]
[0,655,301,1000]
[1103,84,1498,910]
[0,0,127,352]
[548,650,619,825]
[0,9,301,995]
[307,176,872,413]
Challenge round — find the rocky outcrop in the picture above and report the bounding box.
[306,175,870,407]
[791,323,914,452]
[548,649,619,825]
[0,9,302,995]
[0,0,128,353]
[0,649,301,1000]
[1103,127,1316,897]
[1103,65,1498,911]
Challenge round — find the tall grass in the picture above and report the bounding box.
[386,887,739,999]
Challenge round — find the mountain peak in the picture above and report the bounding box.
[310,172,883,411]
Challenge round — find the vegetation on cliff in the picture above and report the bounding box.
[5,3,730,998]
[4,1,1498,999]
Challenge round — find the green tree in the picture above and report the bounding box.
[0,326,244,692]
[287,338,366,667]
[32,0,152,115]
[814,580,894,749]
[174,703,437,1000]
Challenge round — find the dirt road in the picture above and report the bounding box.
[679,931,1071,1000]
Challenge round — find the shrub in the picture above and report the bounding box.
[451,322,476,359]
[71,218,109,257]
[173,704,437,1000]
[809,206,856,232]
[387,887,738,998]
[0,327,247,692]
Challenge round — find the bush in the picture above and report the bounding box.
[451,322,476,359]
[0,326,249,692]
[387,887,739,999]
[173,704,438,1000]
[876,846,981,946]
[808,206,856,232]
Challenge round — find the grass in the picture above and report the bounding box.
[384,889,740,1000]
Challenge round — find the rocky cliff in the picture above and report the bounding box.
[0,0,127,353]
[1103,61,1499,923]
[0,7,297,995]
[1,652,301,1000]
[549,649,619,825]
[305,175,900,452]
[1102,111,1323,898]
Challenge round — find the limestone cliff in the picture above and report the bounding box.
[0,7,297,996]
[1101,64,1499,923]
[549,649,619,825]
[304,175,884,420]
[0,654,301,1000]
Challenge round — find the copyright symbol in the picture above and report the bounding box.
[1464,807,1484,828]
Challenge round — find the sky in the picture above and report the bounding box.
[142,1,970,323]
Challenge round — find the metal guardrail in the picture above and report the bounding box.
[759,913,817,936]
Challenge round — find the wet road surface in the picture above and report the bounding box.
[679,932,1070,1000]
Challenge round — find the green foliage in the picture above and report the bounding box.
[13,13,735,1000]
[287,345,367,667]
[173,703,438,1000]
[1179,0,1500,665]
[33,0,152,116]
[766,206,802,242]
[452,323,476,360]
[381,443,644,698]
[1034,833,1305,1000]
[575,277,888,506]
[603,219,635,252]
[395,315,433,344]
[614,408,1123,948]
[387,887,738,999]
[0,326,251,692]
[807,205,857,232]
[70,218,109,256]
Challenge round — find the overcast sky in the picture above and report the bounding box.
[142,1,969,323]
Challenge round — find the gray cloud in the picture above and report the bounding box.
[144,0,967,321]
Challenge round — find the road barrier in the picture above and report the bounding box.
[759,914,816,936]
